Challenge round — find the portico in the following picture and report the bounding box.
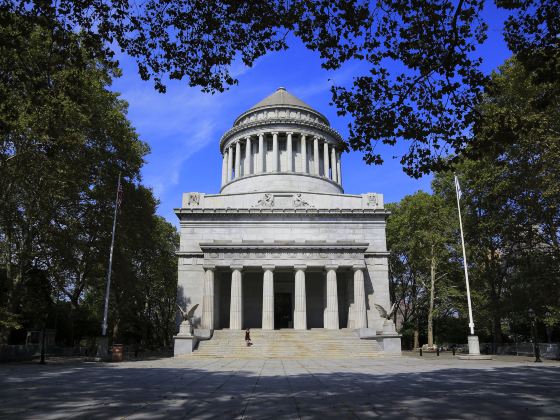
[195,242,369,330]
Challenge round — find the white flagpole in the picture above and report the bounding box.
[454,174,475,335]
[101,173,121,336]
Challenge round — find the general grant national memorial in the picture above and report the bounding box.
[174,87,401,357]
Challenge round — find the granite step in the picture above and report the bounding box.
[194,329,382,358]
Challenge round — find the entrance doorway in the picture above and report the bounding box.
[274,292,293,329]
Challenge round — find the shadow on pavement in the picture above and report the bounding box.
[1,358,559,419]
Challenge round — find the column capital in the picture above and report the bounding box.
[262,264,275,271]
[258,132,265,137]
[352,264,366,272]
[245,136,251,141]
[230,264,243,271]
[203,264,216,270]
[286,131,294,135]
[313,135,321,140]
[325,264,339,271]
[294,264,307,271]
[271,131,279,136]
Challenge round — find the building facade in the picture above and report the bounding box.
[176,87,393,336]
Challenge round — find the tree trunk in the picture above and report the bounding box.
[112,315,120,343]
[492,309,502,352]
[427,248,436,347]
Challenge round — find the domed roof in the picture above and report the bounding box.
[233,87,330,127]
[249,87,315,111]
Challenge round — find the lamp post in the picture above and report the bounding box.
[528,309,542,363]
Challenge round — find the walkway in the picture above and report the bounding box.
[1,356,559,419]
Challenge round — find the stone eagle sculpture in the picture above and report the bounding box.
[177,303,199,322]
[374,302,397,320]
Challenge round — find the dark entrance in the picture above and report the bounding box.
[274,293,293,329]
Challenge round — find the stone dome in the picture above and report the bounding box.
[219,87,345,194]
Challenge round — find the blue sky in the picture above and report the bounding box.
[111,4,512,226]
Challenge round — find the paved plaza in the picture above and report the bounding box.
[1,355,559,419]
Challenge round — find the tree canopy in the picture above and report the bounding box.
[388,57,559,349]
[0,11,179,349]
[1,0,557,177]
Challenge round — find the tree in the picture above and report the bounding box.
[387,191,458,347]
[1,0,557,177]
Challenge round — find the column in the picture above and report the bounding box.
[331,146,337,183]
[221,151,227,186]
[262,265,275,330]
[258,133,264,173]
[323,141,330,179]
[230,265,243,329]
[313,136,320,175]
[272,132,278,172]
[227,145,233,182]
[294,265,307,330]
[234,141,241,179]
[286,132,293,172]
[300,134,307,173]
[201,265,215,329]
[244,136,251,176]
[337,151,342,184]
[324,265,339,329]
[353,266,367,329]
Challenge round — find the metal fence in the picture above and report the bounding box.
[479,342,559,359]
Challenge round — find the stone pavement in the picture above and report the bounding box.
[1,356,559,419]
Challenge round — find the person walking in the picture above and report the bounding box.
[245,328,252,346]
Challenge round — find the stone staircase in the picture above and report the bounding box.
[193,329,383,358]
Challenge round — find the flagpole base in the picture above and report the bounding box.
[467,335,481,355]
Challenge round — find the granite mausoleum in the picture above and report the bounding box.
[175,87,400,356]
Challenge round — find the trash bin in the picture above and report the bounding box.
[111,344,124,362]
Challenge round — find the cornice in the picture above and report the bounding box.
[198,241,370,252]
[220,118,344,151]
[233,104,330,127]
[174,208,390,216]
